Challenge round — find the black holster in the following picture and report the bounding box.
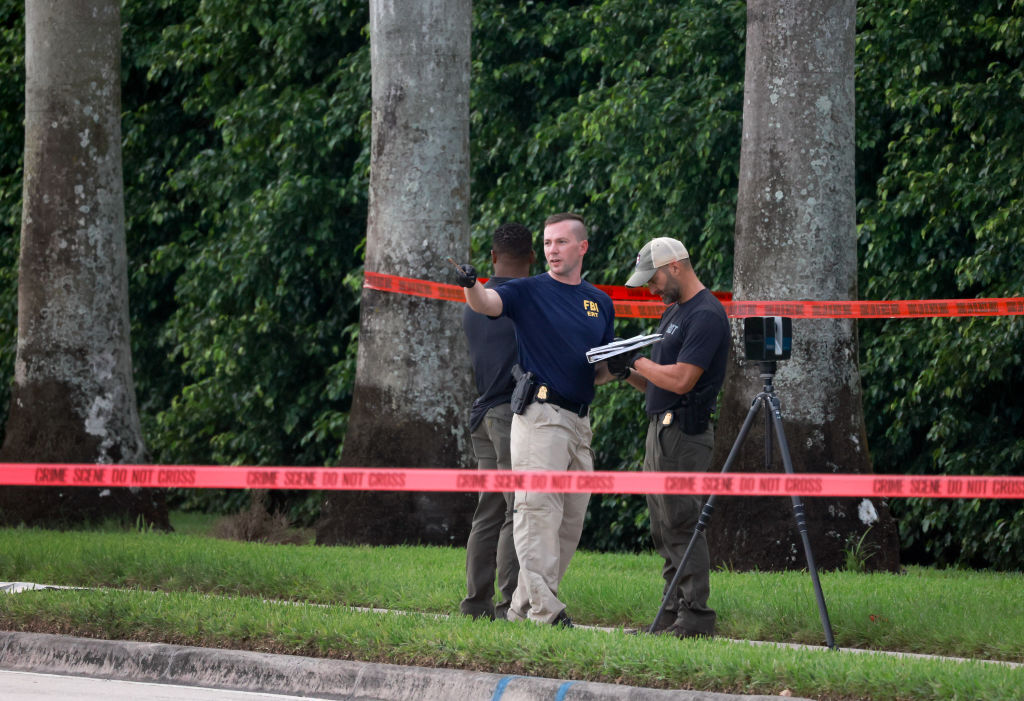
[677,383,718,435]
[510,364,535,415]
[679,404,713,435]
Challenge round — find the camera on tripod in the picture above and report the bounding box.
[743,316,792,361]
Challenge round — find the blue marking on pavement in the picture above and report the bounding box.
[491,675,520,701]
[555,680,577,700]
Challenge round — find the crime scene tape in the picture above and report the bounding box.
[364,270,685,303]
[362,271,1024,320]
[2,463,1023,499]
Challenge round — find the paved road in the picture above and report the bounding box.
[2,669,333,701]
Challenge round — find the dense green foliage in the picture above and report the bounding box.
[855,1,1024,568]
[121,1,370,523]
[470,1,746,552]
[0,5,23,425]
[0,1,1021,566]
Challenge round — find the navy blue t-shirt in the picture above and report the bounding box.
[496,273,614,405]
[645,288,730,415]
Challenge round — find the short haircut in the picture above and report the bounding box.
[543,212,587,240]
[491,222,534,261]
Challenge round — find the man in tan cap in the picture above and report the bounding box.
[607,237,729,639]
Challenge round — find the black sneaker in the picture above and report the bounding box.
[459,606,495,621]
[551,609,574,628]
[647,608,677,634]
[657,621,713,640]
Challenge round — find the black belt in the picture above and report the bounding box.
[647,398,702,420]
[529,384,589,417]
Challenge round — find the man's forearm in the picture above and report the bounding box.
[623,367,647,391]
[464,282,503,317]
[632,357,701,396]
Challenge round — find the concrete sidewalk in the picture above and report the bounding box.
[0,631,805,701]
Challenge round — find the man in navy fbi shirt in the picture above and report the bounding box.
[456,213,616,627]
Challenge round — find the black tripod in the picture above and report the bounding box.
[649,361,837,649]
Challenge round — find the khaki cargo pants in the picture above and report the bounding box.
[506,400,593,624]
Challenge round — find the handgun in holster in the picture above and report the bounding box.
[510,364,535,415]
[677,383,717,435]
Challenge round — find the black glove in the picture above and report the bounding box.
[606,341,640,380]
[454,263,477,288]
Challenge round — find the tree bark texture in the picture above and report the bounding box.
[708,0,899,572]
[317,0,475,545]
[0,0,166,528]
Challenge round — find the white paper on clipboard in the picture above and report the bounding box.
[586,334,663,364]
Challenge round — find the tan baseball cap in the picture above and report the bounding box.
[625,237,689,287]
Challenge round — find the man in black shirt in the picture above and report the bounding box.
[459,222,535,620]
[608,237,730,639]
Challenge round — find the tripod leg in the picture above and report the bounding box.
[646,393,766,634]
[768,397,838,650]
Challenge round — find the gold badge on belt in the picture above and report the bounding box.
[662,411,673,426]
[537,385,548,401]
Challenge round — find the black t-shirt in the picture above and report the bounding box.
[464,277,519,431]
[645,288,730,415]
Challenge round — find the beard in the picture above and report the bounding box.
[660,278,681,304]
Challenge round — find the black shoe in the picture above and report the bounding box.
[551,609,574,628]
[460,606,495,621]
[656,621,714,640]
[647,608,677,634]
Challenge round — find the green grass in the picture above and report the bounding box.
[1,520,1021,700]
[159,510,222,537]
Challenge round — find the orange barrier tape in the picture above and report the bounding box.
[364,271,467,303]
[613,297,1024,320]
[362,271,1024,320]
[2,464,1022,499]
[725,298,1024,319]
[364,270,683,303]
[593,284,732,303]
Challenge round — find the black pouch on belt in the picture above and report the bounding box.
[676,383,715,435]
[510,364,535,415]
[679,404,712,435]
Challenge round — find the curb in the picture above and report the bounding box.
[0,631,804,700]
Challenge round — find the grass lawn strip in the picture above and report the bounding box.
[1,585,1020,701]
[2,526,1022,701]
[9,580,1019,671]
[2,529,1021,663]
